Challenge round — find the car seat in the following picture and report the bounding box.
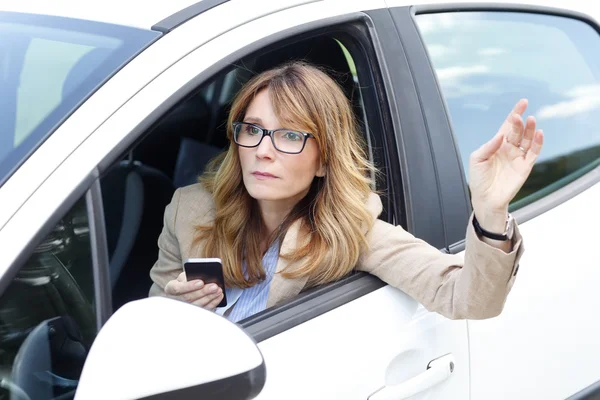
[173,137,223,188]
[100,156,174,310]
[252,36,357,107]
[132,91,212,180]
[209,35,360,149]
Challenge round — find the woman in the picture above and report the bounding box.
[149,61,544,321]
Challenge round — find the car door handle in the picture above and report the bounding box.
[368,354,455,400]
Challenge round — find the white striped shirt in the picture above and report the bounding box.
[219,241,280,323]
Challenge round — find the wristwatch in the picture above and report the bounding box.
[472,213,515,241]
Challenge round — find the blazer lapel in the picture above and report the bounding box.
[267,219,309,308]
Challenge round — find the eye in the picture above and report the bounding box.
[283,131,302,141]
[243,125,261,135]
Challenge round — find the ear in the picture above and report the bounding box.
[316,163,326,178]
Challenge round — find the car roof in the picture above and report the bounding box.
[2,0,598,31]
[0,0,223,29]
[0,0,318,30]
[399,0,599,21]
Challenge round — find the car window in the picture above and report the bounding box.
[0,195,97,400]
[416,12,600,211]
[0,12,160,188]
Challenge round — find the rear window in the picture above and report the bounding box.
[0,12,160,187]
[416,12,600,210]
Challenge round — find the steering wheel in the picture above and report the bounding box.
[0,219,96,400]
[0,377,32,400]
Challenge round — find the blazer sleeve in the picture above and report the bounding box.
[357,213,524,320]
[149,188,183,297]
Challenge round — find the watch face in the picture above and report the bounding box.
[506,214,515,240]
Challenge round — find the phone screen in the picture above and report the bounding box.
[184,258,227,307]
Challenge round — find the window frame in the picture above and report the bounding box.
[398,3,600,251]
[0,170,110,398]
[0,169,111,331]
[86,173,113,327]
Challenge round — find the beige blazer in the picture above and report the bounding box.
[149,183,524,320]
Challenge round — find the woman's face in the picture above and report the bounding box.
[238,89,325,209]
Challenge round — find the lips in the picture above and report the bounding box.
[252,171,278,180]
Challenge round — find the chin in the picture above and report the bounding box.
[244,183,284,201]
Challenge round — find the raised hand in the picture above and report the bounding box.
[468,99,544,232]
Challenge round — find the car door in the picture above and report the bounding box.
[1,2,470,399]
[391,2,600,399]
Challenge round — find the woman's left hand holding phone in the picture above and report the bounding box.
[164,272,224,310]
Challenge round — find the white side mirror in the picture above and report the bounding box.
[75,297,265,400]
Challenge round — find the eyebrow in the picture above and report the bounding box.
[242,116,309,133]
[243,116,263,125]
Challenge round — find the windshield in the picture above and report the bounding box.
[0,12,160,187]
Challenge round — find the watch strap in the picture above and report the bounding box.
[472,214,509,241]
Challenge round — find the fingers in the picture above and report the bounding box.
[165,277,204,297]
[525,129,544,166]
[165,273,225,311]
[191,287,224,309]
[471,130,503,162]
[204,293,225,311]
[183,283,222,304]
[471,99,526,162]
[498,99,527,146]
[505,112,525,147]
[519,116,536,152]
[512,98,528,115]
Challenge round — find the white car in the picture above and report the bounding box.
[0,0,599,399]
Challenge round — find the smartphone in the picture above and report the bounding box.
[183,258,227,307]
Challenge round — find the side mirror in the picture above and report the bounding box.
[75,297,265,400]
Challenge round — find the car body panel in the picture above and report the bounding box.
[0,0,318,29]
[1,0,203,28]
[468,179,600,399]
[385,0,600,22]
[256,287,469,399]
[4,0,597,28]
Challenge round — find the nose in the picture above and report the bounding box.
[255,134,276,160]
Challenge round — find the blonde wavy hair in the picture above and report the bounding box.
[196,61,376,289]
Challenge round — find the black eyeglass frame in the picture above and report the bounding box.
[232,122,315,154]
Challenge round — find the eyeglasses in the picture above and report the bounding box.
[232,122,315,154]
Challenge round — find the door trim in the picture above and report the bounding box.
[241,272,385,342]
[86,171,113,329]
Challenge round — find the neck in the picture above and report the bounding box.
[257,200,295,238]
[256,190,309,238]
